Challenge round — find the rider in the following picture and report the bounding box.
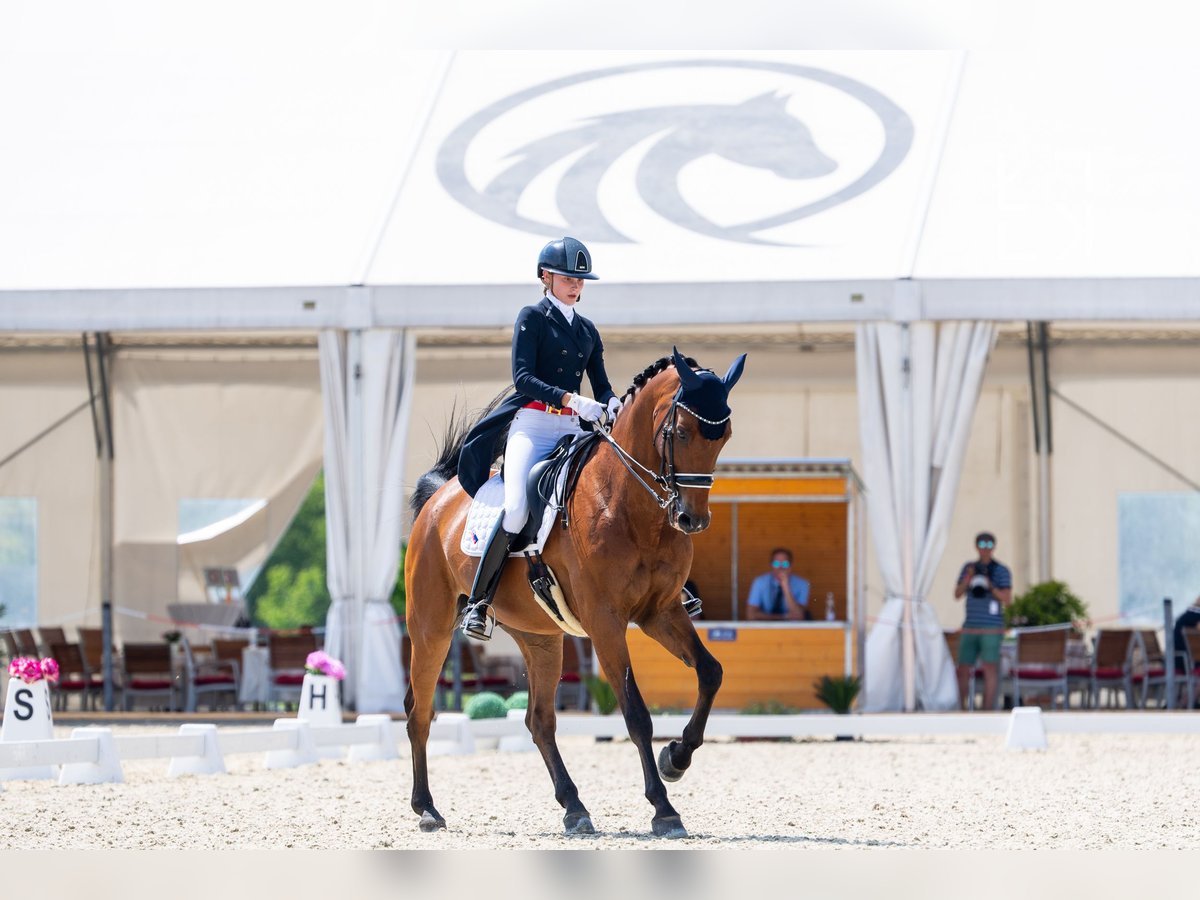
[456,236,621,641]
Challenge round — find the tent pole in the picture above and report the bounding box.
[900,324,916,712]
[92,332,116,712]
[346,329,365,710]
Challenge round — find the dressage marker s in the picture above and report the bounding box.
[404,348,746,838]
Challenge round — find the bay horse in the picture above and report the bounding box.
[404,348,746,838]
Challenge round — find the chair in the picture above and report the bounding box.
[180,638,239,711]
[78,626,106,672]
[1,630,20,662]
[119,642,180,711]
[49,641,102,711]
[1133,629,1169,708]
[1089,629,1136,708]
[38,626,67,655]
[558,635,592,710]
[1065,628,1092,708]
[1010,624,1071,709]
[14,628,38,656]
[266,631,318,705]
[1181,629,1200,709]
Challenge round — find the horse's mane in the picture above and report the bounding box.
[618,354,701,406]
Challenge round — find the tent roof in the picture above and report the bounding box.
[2,19,1197,328]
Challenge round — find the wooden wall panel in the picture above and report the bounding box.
[686,503,734,619]
[736,502,848,620]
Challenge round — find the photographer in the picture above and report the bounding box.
[953,531,1013,710]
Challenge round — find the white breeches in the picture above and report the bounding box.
[502,407,583,532]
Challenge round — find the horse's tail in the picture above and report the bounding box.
[409,388,510,520]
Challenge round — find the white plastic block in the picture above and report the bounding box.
[168,723,227,777]
[1,679,57,781]
[1005,706,1049,750]
[498,708,536,753]
[429,712,475,756]
[59,727,124,785]
[347,714,398,762]
[264,718,319,769]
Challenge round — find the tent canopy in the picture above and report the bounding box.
[2,33,1198,328]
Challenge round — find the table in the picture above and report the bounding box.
[238,645,271,706]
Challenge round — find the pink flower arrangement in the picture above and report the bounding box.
[305,650,346,681]
[7,656,59,684]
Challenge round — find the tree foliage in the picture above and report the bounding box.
[246,470,407,629]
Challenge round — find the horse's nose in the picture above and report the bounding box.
[676,510,710,534]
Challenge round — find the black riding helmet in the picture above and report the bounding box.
[537,236,599,280]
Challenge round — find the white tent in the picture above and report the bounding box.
[4,27,1200,708]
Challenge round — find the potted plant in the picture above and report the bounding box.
[1004,580,1089,627]
[583,675,619,742]
[2,656,59,779]
[298,650,346,727]
[814,674,862,740]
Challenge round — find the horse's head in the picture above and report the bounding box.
[702,92,837,181]
[653,347,747,535]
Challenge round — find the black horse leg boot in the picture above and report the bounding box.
[462,520,516,641]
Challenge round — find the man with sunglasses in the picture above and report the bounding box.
[953,531,1013,710]
[746,548,811,621]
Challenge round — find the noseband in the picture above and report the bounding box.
[595,390,729,513]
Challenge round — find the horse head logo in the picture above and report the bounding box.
[437,60,913,245]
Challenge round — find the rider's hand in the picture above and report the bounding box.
[606,396,623,421]
[567,394,605,422]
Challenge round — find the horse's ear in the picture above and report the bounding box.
[722,353,747,391]
[672,346,703,391]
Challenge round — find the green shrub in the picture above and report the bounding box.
[740,700,800,715]
[583,675,618,715]
[464,691,508,719]
[1005,580,1088,628]
[813,674,862,714]
[504,691,529,711]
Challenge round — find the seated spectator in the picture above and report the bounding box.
[1172,599,1200,671]
[745,548,811,621]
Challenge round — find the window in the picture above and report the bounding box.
[1118,492,1200,623]
[0,498,37,626]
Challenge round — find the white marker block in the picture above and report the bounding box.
[59,727,123,785]
[429,712,475,756]
[498,708,536,753]
[1,678,57,780]
[1005,706,1049,750]
[167,723,227,777]
[265,718,318,769]
[347,714,398,763]
[297,674,344,759]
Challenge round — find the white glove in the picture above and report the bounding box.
[606,396,623,421]
[566,394,605,422]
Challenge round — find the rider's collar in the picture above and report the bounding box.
[547,293,576,324]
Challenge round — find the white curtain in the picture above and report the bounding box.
[319,328,416,712]
[856,321,996,711]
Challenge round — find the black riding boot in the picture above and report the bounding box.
[462,520,518,641]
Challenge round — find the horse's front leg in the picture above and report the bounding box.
[589,617,687,838]
[506,628,595,835]
[639,603,723,782]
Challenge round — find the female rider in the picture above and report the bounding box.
[456,236,621,640]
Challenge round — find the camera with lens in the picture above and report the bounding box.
[968,563,990,599]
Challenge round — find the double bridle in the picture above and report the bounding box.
[594,391,728,513]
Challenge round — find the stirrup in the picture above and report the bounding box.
[462,601,495,642]
[681,587,702,619]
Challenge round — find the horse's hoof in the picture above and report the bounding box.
[564,814,595,835]
[651,816,688,839]
[418,812,446,832]
[657,743,686,783]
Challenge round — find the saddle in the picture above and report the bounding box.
[512,430,601,547]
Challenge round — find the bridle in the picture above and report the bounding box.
[594,389,728,514]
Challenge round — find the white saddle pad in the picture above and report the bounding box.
[461,471,562,558]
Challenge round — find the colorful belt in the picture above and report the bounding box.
[523,401,577,416]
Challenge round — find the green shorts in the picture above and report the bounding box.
[958,631,1002,666]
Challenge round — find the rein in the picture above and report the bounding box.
[594,392,727,512]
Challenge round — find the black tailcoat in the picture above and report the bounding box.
[457,297,617,498]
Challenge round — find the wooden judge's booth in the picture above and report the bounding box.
[624,459,865,711]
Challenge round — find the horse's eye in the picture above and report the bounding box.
[677,427,689,443]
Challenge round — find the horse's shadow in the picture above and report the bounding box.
[529,830,907,848]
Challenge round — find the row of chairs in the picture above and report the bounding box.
[948,625,1200,710]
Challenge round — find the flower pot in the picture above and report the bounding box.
[1,678,56,780]
[297,673,342,727]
